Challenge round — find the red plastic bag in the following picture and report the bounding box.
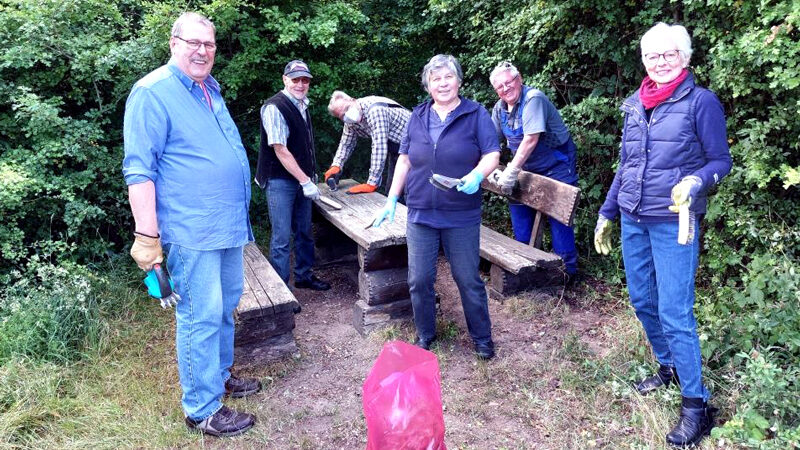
[363,340,447,450]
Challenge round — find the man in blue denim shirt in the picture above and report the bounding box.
[123,12,259,437]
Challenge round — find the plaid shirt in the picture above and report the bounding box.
[331,96,410,186]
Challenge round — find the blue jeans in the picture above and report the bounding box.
[621,215,709,400]
[266,178,314,284]
[509,203,578,274]
[165,244,244,420]
[406,222,492,345]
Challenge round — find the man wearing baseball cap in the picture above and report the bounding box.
[255,60,330,295]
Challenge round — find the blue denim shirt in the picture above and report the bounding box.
[123,64,253,250]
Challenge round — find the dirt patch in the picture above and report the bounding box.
[220,258,618,449]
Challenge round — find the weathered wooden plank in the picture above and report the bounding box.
[358,267,410,305]
[479,225,562,275]
[241,242,299,316]
[359,245,408,272]
[487,263,563,300]
[481,166,580,226]
[312,179,408,250]
[530,211,544,248]
[235,310,296,346]
[352,298,413,335]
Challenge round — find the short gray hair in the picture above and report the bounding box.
[421,54,463,91]
[489,61,520,87]
[171,12,216,38]
[328,90,353,116]
[640,22,693,64]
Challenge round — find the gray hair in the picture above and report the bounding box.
[421,54,463,91]
[489,61,521,87]
[171,12,216,38]
[640,22,693,65]
[327,90,353,116]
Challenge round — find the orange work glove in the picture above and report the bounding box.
[347,183,378,194]
[324,166,341,182]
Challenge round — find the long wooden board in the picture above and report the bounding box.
[481,167,580,227]
[479,225,562,275]
[237,242,299,319]
[313,179,407,250]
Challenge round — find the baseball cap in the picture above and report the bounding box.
[283,60,313,79]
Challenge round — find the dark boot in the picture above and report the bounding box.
[666,397,717,448]
[636,364,679,395]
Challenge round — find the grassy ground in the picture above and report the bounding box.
[0,266,727,449]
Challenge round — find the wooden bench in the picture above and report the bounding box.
[479,166,581,298]
[233,242,301,366]
[312,179,413,335]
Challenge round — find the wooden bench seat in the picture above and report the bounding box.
[233,242,300,365]
[312,179,413,335]
[478,167,581,298]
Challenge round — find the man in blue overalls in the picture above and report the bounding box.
[489,61,579,279]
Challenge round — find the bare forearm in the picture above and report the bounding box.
[508,133,540,169]
[475,151,501,178]
[387,154,411,198]
[274,144,312,183]
[128,181,158,236]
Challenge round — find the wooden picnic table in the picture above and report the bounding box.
[312,179,413,335]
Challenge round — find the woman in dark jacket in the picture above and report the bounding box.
[594,23,732,448]
[371,54,500,359]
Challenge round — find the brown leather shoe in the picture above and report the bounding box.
[185,405,255,437]
[225,375,262,398]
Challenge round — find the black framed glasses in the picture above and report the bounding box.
[643,50,680,65]
[174,35,217,52]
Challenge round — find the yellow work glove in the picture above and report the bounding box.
[130,232,163,270]
[593,215,613,255]
[668,176,703,213]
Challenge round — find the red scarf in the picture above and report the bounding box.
[638,69,689,109]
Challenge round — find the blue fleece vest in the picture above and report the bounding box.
[404,98,486,211]
[617,75,709,217]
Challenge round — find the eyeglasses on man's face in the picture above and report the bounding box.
[174,35,217,52]
[493,74,519,92]
[643,50,680,65]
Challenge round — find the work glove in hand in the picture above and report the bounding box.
[593,215,613,255]
[497,166,520,195]
[324,166,341,182]
[301,179,320,200]
[456,169,484,195]
[131,232,163,270]
[371,194,398,228]
[347,183,378,194]
[668,176,702,213]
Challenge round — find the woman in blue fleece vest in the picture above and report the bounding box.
[594,23,732,448]
[371,54,500,359]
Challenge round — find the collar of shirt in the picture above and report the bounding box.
[281,89,310,111]
[167,63,221,93]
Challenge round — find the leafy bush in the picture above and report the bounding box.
[0,260,104,364]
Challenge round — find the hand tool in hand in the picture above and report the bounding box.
[144,263,181,308]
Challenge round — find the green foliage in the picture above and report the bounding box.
[0,260,103,364]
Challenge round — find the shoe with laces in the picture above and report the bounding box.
[224,375,262,398]
[185,405,255,437]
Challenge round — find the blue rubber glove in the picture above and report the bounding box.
[371,194,398,228]
[456,169,484,195]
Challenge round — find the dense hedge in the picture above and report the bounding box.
[1,0,798,445]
